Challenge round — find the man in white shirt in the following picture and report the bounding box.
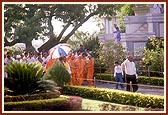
[42,52,49,67]
[121,58,126,83]
[4,52,15,65]
[27,52,36,63]
[124,55,138,92]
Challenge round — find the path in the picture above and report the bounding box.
[83,80,164,96]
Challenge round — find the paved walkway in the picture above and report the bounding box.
[83,81,164,96]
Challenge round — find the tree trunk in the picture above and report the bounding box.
[38,37,60,53]
[38,12,96,52]
[25,41,35,52]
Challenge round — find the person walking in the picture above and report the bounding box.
[113,61,124,90]
[68,54,78,85]
[76,53,86,85]
[121,58,126,83]
[86,54,95,86]
[124,55,138,92]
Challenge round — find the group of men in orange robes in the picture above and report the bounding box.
[68,51,95,86]
[45,50,95,86]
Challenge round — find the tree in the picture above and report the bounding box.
[4,4,122,52]
[4,4,44,51]
[67,31,91,50]
[96,40,126,70]
[118,4,134,32]
[4,4,25,46]
[142,36,164,75]
[67,30,99,49]
[37,4,122,52]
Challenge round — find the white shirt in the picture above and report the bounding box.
[27,57,36,63]
[4,57,15,64]
[121,62,125,71]
[33,55,39,62]
[114,65,123,77]
[124,59,137,75]
[22,56,28,62]
[42,56,49,67]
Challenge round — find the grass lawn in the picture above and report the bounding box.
[82,98,149,111]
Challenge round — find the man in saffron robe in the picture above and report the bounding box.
[76,53,86,85]
[86,55,95,86]
[68,55,77,85]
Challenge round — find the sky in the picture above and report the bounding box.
[32,17,100,50]
[52,17,100,35]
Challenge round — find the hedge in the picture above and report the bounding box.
[4,96,82,111]
[63,85,164,108]
[95,74,164,86]
[4,91,61,102]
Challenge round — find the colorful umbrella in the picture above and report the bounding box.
[48,43,72,59]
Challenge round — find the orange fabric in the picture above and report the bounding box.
[46,49,58,71]
[45,58,59,72]
[68,58,77,85]
[86,57,94,86]
[76,57,85,85]
[66,55,71,62]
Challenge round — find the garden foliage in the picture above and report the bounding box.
[44,61,71,87]
[142,36,164,74]
[4,62,55,95]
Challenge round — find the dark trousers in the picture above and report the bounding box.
[122,71,126,83]
[126,74,138,92]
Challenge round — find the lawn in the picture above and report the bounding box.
[82,98,147,111]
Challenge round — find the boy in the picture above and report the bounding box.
[114,61,124,90]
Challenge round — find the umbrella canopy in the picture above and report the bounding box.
[48,43,72,59]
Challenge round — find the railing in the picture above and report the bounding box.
[94,66,164,77]
[76,77,164,92]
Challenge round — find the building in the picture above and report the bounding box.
[98,4,164,56]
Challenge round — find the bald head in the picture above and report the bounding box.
[127,55,133,62]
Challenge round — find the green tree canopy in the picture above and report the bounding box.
[96,40,126,69]
[4,4,44,51]
[4,4,122,52]
[118,4,134,32]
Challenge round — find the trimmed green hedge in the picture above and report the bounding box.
[95,74,164,86]
[63,85,164,108]
[4,91,61,102]
[4,96,82,111]
[4,97,69,111]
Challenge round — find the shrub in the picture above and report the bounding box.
[95,73,164,86]
[4,91,61,102]
[4,45,23,58]
[4,96,82,111]
[4,62,45,95]
[142,36,164,74]
[63,85,164,108]
[43,61,71,87]
[4,97,69,111]
[96,40,126,69]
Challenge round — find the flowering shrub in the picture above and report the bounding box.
[142,36,164,75]
[96,40,126,69]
